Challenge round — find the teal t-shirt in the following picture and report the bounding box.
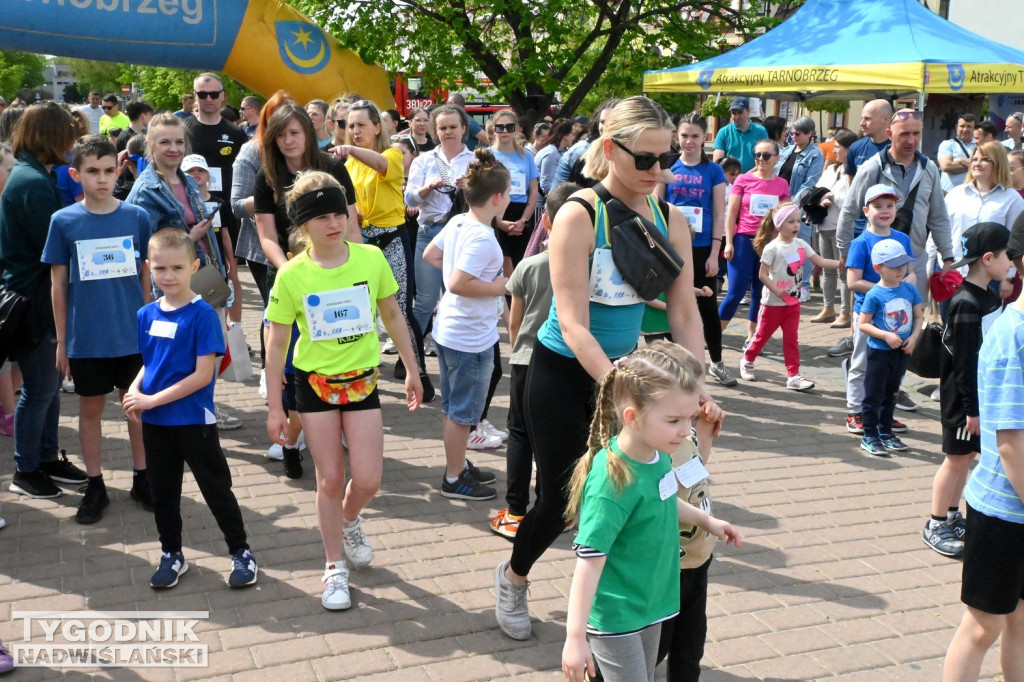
[574,437,680,634]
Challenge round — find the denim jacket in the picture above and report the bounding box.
[776,143,825,204]
[126,164,227,278]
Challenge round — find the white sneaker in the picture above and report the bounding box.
[258,369,268,400]
[799,287,811,303]
[739,360,756,381]
[266,443,284,461]
[296,430,306,451]
[468,430,502,450]
[424,334,438,357]
[0,516,5,530]
[322,562,351,610]
[382,338,397,355]
[61,379,75,394]
[342,515,373,569]
[216,405,242,430]
[494,561,531,640]
[479,419,509,441]
[786,374,815,391]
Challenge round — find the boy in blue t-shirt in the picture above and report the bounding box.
[122,228,258,590]
[943,285,1024,679]
[844,184,914,437]
[857,239,924,456]
[41,135,151,525]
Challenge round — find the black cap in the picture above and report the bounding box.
[951,222,1010,269]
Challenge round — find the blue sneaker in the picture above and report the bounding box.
[878,433,909,453]
[150,552,188,589]
[860,436,890,457]
[228,549,258,587]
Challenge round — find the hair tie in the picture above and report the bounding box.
[772,204,800,230]
[290,186,349,226]
[612,358,623,368]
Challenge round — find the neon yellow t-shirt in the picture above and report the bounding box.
[346,147,406,228]
[266,244,398,375]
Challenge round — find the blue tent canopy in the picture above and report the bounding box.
[644,0,1024,100]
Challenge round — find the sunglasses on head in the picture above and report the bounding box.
[391,133,412,141]
[611,138,680,171]
[494,123,517,133]
[753,151,776,160]
[194,90,223,100]
[349,100,380,122]
[891,110,923,123]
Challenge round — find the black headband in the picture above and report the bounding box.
[290,186,348,226]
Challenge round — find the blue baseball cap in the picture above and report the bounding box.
[871,239,914,268]
[729,97,749,112]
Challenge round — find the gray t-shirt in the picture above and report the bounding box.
[507,251,552,365]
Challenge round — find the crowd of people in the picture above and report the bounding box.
[1,82,1024,680]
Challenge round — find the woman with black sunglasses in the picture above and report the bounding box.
[494,96,708,646]
[490,109,540,274]
[719,138,790,347]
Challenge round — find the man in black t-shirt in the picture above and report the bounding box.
[115,100,154,153]
[183,73,248,252]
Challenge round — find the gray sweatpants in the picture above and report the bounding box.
[846,323,868,412]
[588,622,662,682]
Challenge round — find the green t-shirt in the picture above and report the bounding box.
[641,293,669,335]
[99,112,131,136]
[574,437,680,634]
[266,244,398,375]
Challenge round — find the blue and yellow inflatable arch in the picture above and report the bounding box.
[0,0,393,107]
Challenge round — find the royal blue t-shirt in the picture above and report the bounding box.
[665,159,726,249]
[55,165,83,207]
[492,148,539,204]
[137,296,224,426]
[847,230,913,313]
[41,202,150,358]
[861,281,922,351]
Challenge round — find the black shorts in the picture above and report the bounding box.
[282,372,297,413]
[942,422,979,456]
[70,354,143,397]
[962,503,1024,614]
[293,369,381,414]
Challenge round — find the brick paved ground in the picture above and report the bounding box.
[0,274,1008,680]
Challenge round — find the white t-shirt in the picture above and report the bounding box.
[78,104,104,135]
[760,237,816,307]
[432,215,504,353]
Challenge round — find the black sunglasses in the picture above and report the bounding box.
[194,90,223,100]
[334,119,346,127]
[494,123,517,133]
[436,185,457,195]
[753,151,776,160]
[611,138,680,171]
[101,105,114,111]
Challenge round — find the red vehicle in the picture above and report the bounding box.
[391,72,513,124]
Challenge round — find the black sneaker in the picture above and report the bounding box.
[283,446,303,479]
[441,469,496,500]
[420,373,436,403]
[39,450,87,485]
[394,359,407,380]
[9,469,62,499]
[75,482,109,525]
[130,476,154,511]
[465,459,496,483]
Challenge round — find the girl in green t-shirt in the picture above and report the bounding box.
[561,341,739,682]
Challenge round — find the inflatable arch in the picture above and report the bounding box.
[0,0,394,107]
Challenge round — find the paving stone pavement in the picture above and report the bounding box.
[0,274,1007,681]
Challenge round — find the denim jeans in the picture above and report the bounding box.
[413,221,445,334]
[435,342,490,426]
[12,332,62,472]
[798,220,814,290]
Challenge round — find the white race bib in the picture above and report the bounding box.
[148,320,178,339]
[303,285,374,340]
[76,236,138,281]
[749,193,779,217]
[207,167,223,192]
[659,470,678,501]
[589,248,644,306]
[204,201,222,228]
[674,457,710,488]
[510,171,527,197]
[679,206,703,233]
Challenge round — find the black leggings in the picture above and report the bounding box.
[509,343,597,576]
[656,558,711,682]
[143,423,249,556]
[692,245,723,364]
[504,363,533,516]
[247,260,271,366]
[479,342,502,422]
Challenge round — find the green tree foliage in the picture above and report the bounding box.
[802,99,850,115]
[0,51,45,98]
[62,58,127,97]
[296,0,767,116]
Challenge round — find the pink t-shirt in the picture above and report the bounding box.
[730,173,790,236]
